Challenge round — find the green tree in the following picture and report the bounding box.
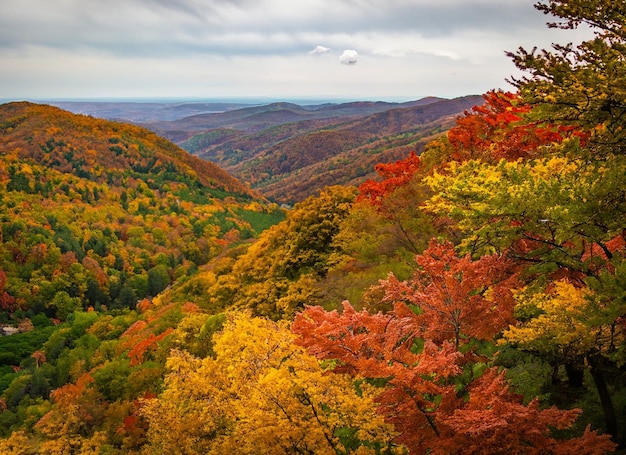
[508,0,626,159]
[147,265,171,297]
[46,291,81,320]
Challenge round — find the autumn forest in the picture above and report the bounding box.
[1,1,625,454]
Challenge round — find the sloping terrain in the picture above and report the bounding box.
[0,102,283,320]
[0,102,257,198]
[48,96,482,203]
[173,95,484,202]
[50,100,256,122]
[147,97,445,137]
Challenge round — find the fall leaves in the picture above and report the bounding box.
[141,314,400,455]
[292,241,615,454]
[1,0,626,452]
[137,240,617,454]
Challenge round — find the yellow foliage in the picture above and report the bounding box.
[502,281,598,357]
[141,313,402,454]
[0,430,34,455]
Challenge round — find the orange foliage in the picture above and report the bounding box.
[357,151,421,206]
[181,302,201,313]
[50,372,96,408]
[128,328,174,366]
[440,369,616,455]
[294,301,615,454]
[292,240,615,453]
[136,298,152,314]
[581,231,626,272]
[377,239,519,348]
[0,269,17,312]
[32,350,47,368]
[447,90,588,162]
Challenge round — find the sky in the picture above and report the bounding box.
[0,0,592,102]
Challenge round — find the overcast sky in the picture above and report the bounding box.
[0,0,591,102]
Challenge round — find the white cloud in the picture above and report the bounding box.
[309,45,331,55]
[339,49,358,65]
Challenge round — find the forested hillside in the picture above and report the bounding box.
[161,95,484,203]
[0,102,283,322]
[0,0,625,454]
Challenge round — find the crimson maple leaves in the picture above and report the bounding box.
[446,90,587,162]
[292,240,615,454]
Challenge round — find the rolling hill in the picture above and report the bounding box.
[0,101,283,320]
[150,95,484,203]
[47,96,484,203]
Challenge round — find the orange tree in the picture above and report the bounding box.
[292,240,616,454]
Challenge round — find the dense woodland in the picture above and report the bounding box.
[1,0,625,453]
[161,96,484,203]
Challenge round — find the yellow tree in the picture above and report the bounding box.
[502,281,602,362]
[502,280,624,440]
[141,313,403,455]
[0,431,34,455]
[198,185,357,319]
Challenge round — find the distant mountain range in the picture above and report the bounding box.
[52,95,485,203]
[147,96,485,203]
[49,100,257,123]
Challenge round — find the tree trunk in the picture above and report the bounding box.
[564,362,584,388]
[587,355,619,444]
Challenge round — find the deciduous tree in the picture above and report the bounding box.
[141,313,402,454]
[293,299,614,454]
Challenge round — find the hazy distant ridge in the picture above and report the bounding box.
[163,95,484,203]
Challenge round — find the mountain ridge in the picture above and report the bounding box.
[0,101,258,199]
[0,101,285,331]
[146,96,448,136]
[178,95,484,202]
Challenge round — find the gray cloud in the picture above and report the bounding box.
[0,0,594,100]
[0,0,556,57]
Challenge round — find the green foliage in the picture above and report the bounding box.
[0,326,57,370]
[2,4,626,449]
[92,358,131,401]
[179,186,358,319]
[509,0,626,159]
[234,204,286,235]
[0,101,283,325]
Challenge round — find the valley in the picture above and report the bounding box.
[56,95,484,203]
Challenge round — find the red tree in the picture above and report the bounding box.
[357,151,421,206]
[0,270,17,313]
[292,240,615,454]
[378,239,519,348]
[447,90,587,162]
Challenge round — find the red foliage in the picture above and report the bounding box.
[292,240,615,453]
[581,231,626,270]
[128,328,174,366]
[440,369,615,455]
[136,298,152,314]
[293,301,463,452]
[357,151,421,206]
[50,372,96,408]
[447,90,588,162]
[181,302,201,313]
[0,270,17,312]
[378,239,519,348]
